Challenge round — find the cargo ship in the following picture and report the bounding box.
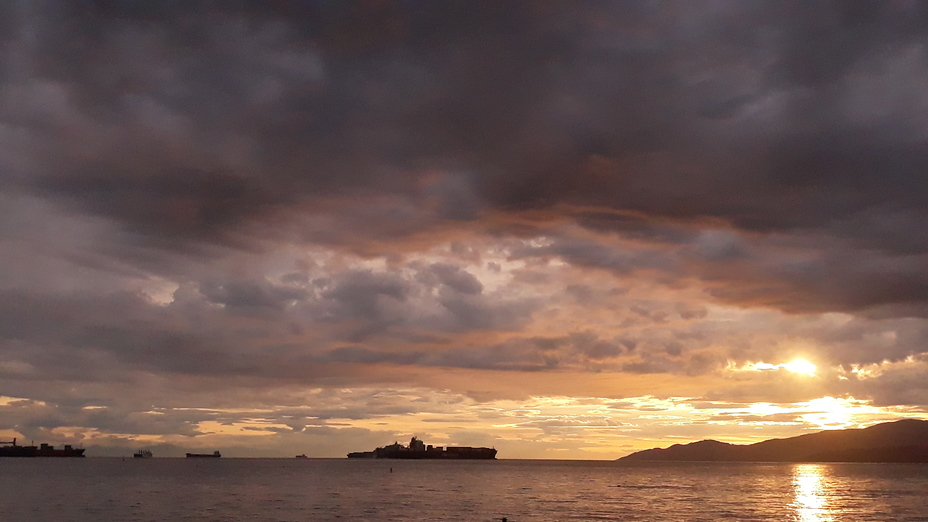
[134,449,153,458]
[0,439,85,457]
[348,437,497,459]
[186,451,221,458]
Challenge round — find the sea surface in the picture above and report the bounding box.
[1,458,928,521]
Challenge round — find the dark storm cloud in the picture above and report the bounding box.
[3,1,925,241]
[0,289,265,379]
[4,0,928,449]
[305,264,536,338]
[199,277,307,311]
[0,0,925,316]
[324,331,658,373]
[419,263,483,295]
[509,225,928,317]
[0,259,540,388]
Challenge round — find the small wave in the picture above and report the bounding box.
[611,484,693,489]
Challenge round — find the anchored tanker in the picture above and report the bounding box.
[186,451,221,458]
[348,437,497,459]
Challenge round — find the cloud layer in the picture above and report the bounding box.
[2,1,928,457]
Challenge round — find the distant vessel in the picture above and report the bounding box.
[0,439,85,458]
[295,454,308,459]
[348,437,497,459]
[186,451,221,458]
[134,449,153,458]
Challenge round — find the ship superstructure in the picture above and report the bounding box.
[0,438,85,457]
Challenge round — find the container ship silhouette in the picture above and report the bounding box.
[186,451,221,458]
[0,438,85,457]
[348,437,497,459]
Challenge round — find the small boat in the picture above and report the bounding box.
[295,454,308,459]
[134,449,153,458]
[186,451,221,458]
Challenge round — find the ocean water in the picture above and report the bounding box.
[1,458,928,521]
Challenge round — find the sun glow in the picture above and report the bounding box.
[784,359,817,376]
[731,359,819,376]
[799,396,856,428]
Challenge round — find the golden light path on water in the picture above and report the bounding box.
[793,464,833,522]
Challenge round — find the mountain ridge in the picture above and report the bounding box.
[618,419,928,463]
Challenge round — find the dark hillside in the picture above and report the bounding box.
[618,419,928,463]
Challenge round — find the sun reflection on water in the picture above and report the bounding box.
[793,464,834,522]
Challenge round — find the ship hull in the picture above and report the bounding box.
[346,451,375,458]
[372,448,497,459]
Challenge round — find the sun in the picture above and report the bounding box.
[783,359,817,376]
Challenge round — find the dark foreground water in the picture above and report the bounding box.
[1,458,928,521]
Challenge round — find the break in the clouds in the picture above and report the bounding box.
[2,1,928,458]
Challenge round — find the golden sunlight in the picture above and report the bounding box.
[793,464,833,521]
[799,397,855,429]
[733,359,819,376]
[784,359,817,376]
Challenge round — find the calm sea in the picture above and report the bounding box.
[1,458,927,521]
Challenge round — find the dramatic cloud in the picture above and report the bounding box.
[1,1,928,458]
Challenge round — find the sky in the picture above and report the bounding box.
[2,1,928,459]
